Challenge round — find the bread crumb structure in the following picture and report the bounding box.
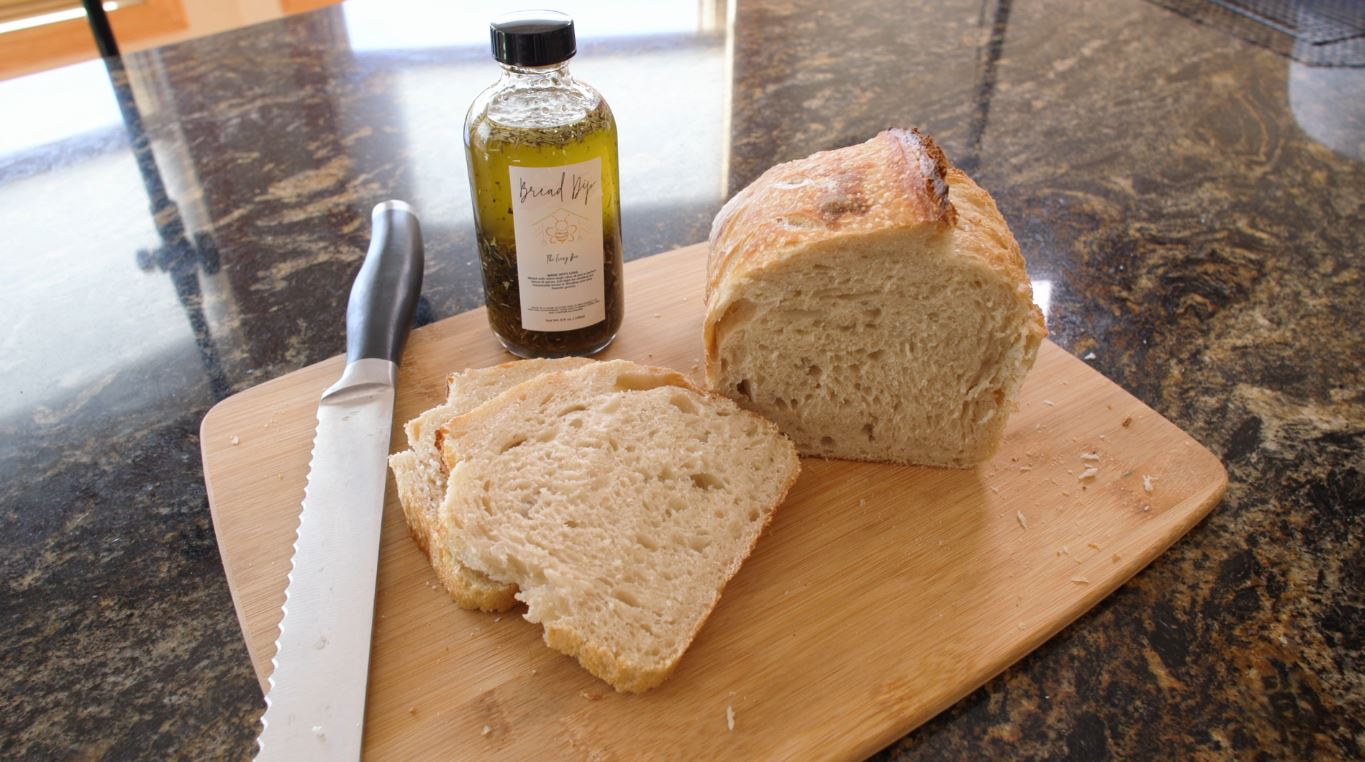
[704,128,1046,467]
[437,360,800,693]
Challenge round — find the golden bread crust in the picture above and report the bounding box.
[705,129,960,367]
[702,128,1047,466]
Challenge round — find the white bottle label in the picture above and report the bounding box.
[508,157,605,332]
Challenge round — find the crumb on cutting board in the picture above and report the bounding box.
[726,705,735,732]
[580,691,603,702]
[1122,416,1133,427]
[230,436,240,445]
[1078,466,1099,481]
[481,724,492,736]
[1071,577,1090,585]
[1080,452,1100,462]
[1016,511,1028,529]
[1143,474,1155,493]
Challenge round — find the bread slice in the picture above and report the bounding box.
[704,128,1047,467]
[388,357,591,611]
[437,360,800,692]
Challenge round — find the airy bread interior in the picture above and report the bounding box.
[388,357,590,611]
[706,132,1045,467]
[437,360,800,692]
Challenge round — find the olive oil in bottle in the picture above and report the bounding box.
[464,11,624,358]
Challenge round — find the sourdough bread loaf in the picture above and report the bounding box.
[704,128,1046,467]
[388,357,591,611]
[437,360,800,692]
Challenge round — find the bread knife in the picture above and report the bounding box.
[256,201,423,761]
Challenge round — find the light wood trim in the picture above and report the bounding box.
[0,0,185,81]
[278,0,337,16]
[0,0,81,26]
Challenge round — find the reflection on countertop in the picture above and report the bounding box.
[0,0,1361,758]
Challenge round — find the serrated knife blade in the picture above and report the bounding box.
[257,201,423,761]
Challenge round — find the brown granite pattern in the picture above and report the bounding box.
[0,0,1360,758]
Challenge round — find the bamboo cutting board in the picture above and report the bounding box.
[202,243,1226,760]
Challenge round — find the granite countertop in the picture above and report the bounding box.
[1,0,1360,758]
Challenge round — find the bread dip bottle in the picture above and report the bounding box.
[464,11,625,358]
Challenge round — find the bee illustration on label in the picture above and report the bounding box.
[536,208,590,245]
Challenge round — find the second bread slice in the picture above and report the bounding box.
[438,360,800,692]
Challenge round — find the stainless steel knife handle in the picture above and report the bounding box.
[346,200,423,365]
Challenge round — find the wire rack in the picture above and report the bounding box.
[1149,0,1365,65]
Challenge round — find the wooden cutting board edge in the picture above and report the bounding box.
[849,472,1225,759]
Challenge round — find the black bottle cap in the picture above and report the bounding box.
[490,10,576,67]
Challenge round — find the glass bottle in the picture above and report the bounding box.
[464,11,624,358]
